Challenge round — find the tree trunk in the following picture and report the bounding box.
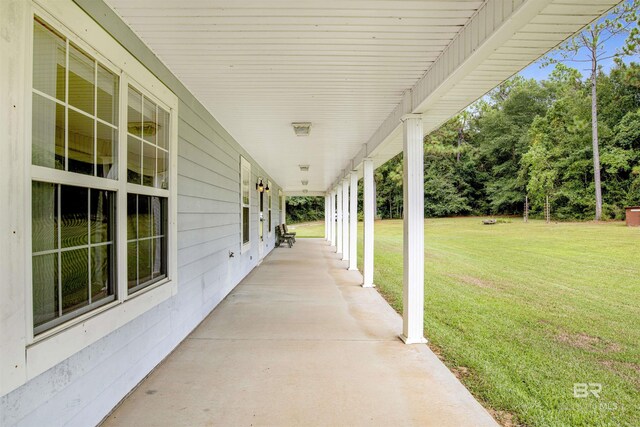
[591,57,603,221]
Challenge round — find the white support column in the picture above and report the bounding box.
[336,183,343,254]
[324,194,328,240]
[348,171,358,270]
[330,190,336,247]
[341,178,349,262]
[362,159,375,287]
[401,115,427,345]
[281,192,287,225]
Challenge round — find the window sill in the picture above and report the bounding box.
[26,280,174,380]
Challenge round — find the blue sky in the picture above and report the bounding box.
[519,5,638,81]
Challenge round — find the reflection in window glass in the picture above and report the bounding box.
[157,149,168,189]
[32,253,58,328]
[32,181,58,253]
[242,206,250,244]
[138,238,152,285]
[68,43,95,115]
[33,19,65,101]
[142,142,156,187]
[127,193,137,240]
[157,107,169,149]
[91,245,112,301]
[97,122,117,179]
[127,136,141,184]
[60,185,88,248]
[90,189,113,244]
[127,86,142,137]
[127,242,137,289]
[137,195,151,239]
[67,109,94,175]
[127,86,169,189]
[31,182,116,334]
[143,97,157,144]
[32,93,65,170]
[32,20,118,179]
[61,248,89,315]
[97,64,118,125]
[127,194,167,293]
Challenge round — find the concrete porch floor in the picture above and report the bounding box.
[103,239,498,427]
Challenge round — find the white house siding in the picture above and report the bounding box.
[0,1,280,425]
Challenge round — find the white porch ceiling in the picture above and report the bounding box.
[105,0,619,194]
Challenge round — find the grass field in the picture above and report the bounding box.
[289,218,640,427]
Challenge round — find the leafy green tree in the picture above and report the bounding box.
[472,77,550,214]
[287,61,640,223]
[423,116,474,216]
[286,196,325,223]
[542,0,640,219]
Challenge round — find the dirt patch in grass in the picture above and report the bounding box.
[450,365,471,379]
[487,409,525,427]
[555,331,622,353]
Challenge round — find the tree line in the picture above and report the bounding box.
[378,61,640,220]
[288,61,640,222]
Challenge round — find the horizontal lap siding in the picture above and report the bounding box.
[0,1,282,426]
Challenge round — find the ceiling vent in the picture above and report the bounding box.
[292,122,311,136]
[299,165,310,172]
[301,180,309,186]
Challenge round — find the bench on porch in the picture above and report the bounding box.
[282,224,296,243]
[276,224,295,248]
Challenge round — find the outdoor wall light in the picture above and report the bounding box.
[299,165,310,172]
[292,122,311,136]
[301,180,308,186]
[256,178,270,193]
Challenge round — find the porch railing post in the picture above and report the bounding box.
[400,115,427,345]
[348,171,358,270]
[341,178,349,261]
[362,159,375,287]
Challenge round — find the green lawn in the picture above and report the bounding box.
[286,221,325,238]
[292,218,640,427]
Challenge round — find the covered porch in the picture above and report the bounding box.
[103,238,496,426]
[0,0,624,425]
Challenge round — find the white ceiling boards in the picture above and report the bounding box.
[105,0,619,193]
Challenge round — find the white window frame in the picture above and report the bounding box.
[240,156,251,254]
[20,0,179,383]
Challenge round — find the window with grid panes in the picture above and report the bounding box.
[30,16,173,334]
[126,86,170,293]
[31,18,119,333]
